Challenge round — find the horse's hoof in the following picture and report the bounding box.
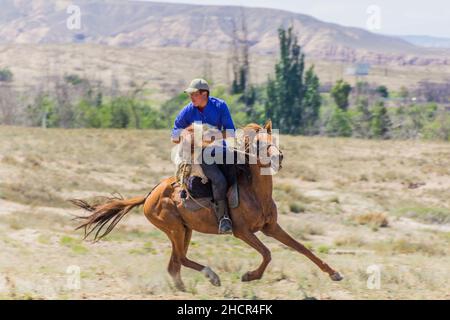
[241,272,251,282]
[330,272,343,281]
[210,276,221,287]
[175,281,186,292]
[202,267,221,287]
[242,272,259,282]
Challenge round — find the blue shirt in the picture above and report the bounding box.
[171,96,236,140]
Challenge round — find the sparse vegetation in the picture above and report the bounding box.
[0,68,13,82]
[352,212,389,228]
[289,202,305,214]
[0,127,449,299]
[317,245,331,254]
[333,235,366,248]
[60,236,88,254]
[394,206,450,224]
[371,239,445,256]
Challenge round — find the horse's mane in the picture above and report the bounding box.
[242,123,263,133]
[182,123,264,134]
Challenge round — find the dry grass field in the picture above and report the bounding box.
[3,44,450,103]
[0,126,449,300]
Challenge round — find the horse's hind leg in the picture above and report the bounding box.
[263,223,343,281]
[183,228,192,255]
[233,230,271,282]
[167,248,184,291]
[167,228,193,291]
[166,225,221,288]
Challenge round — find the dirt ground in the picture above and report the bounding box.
[0,126,449,300]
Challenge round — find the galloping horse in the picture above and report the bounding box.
[71,120,342,290]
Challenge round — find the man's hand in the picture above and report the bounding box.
[171,137,181,144]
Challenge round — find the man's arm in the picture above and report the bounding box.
[220,101,236,147]
[220,102,236,137]
[171,107,189,144]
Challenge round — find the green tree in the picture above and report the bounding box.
[399,86,409,100]
[265,26,306,134]
[109,97,130,128]
[0,68,13,82]
[351,97,372,138]
[213,86,249,127]
[64,74,83,86]
[302,66,322,134]
[376,85,389,98]
[231,67,248,95]
[355,81,370,97]
[325,106,352,137]
[140,105,166,129]
[160,93,191,128]
[370,101,391,139]
[230,13,250,97]
[27,94,56,127]
[422,110,450,141]
[331,79,352,111]
[75,99,102,128]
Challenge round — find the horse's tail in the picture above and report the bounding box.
[70,186,157,241]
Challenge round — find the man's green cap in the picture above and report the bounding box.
[184,78,210,94]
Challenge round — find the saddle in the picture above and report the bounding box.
[175,161,241,212]
[181,176,240,212]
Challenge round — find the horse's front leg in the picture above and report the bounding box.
[262,223,343,281]
[233,229,272,282]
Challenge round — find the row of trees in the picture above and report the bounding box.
[1,27,449,141]
[0,73,170,129]
[258,26,449,140]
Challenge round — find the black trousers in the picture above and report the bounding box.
[200,148,237,202]
[200,163,227,201]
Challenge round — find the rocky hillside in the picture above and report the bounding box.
[0,0,448,65]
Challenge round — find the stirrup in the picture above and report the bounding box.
[218,217,233,234]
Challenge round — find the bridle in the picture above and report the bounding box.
[243,139,284,169]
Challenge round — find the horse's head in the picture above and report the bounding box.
[243,120,284,172]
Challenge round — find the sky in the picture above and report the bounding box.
[142,0,450,38]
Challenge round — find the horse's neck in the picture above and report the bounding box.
[249,164,273,205]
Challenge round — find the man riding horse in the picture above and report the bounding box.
[72,107,344,288]
[171,79,235,234]
[71,81,345,287]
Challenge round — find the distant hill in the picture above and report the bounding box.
[0,0,448,65]
[0,0,449,97]
[398,35,450,48]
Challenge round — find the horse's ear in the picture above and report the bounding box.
[264,120,272,134]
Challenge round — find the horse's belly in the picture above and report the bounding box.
[179,206,220,234]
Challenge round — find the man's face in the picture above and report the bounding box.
[189,91,208,107]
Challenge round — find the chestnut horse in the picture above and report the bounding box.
[71,121,342,290]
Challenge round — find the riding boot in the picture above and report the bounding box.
[213,200,233,234]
